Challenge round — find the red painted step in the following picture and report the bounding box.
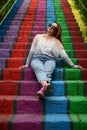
[0,96,16,114]
[73,43,86,50]
[0,81,40,96]
[74,50,87,58]
[2,68,36,81]
[0,114,12,130]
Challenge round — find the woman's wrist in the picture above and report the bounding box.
[71,64,83,69]
[72,65,78,68]
[24,64,28,67]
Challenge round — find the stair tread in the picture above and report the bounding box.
[0,95,86,99]
[0,113,87,122]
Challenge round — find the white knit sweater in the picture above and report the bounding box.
[25,34,75,67]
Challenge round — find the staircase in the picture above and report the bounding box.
[0,0,87,130]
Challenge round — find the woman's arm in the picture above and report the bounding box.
[59,49,83,69]
[19,35,38,68]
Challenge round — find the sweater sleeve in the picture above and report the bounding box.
[59,49,75,67]
[25,35,38,66]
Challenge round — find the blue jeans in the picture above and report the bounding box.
[30,54,56,83]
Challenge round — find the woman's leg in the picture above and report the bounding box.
[31,58,56,99]
[31,59,48,85]
[44,60,56,82]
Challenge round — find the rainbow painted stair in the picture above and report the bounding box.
[0,0,87,130]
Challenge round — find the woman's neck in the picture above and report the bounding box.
[45,32,53,38]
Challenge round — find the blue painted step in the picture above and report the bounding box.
[44,114,70,130]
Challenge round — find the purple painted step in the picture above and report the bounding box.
[9,25,20,30]
[3,36,17,42]
[0,49,10,58]
[23,68,37,81]
[11,21,22,26]
[0,58,6,68]
[11,114,42,130]
[7,31,18,36]
[16,96,43,114]
[20,81,41,96]
[0,42,14,49]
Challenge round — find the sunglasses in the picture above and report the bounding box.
[49,24,58,32]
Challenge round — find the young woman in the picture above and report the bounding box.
[19,22,83,99]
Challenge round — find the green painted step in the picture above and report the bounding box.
[65,80,85,96]
[64,69,81,80]
[53,68,86,80]
[67,96,87,113]
[69,114,87,130]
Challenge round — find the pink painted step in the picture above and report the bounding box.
[12,114,42,130]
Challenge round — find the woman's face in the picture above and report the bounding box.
[47,23,58,35]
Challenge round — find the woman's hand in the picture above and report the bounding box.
[19,65,28,69]
[73,65,83,69]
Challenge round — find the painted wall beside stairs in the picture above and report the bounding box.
[0,0,87,130]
